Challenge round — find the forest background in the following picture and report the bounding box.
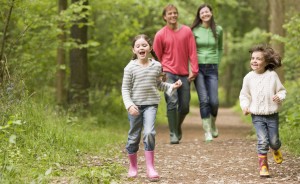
[0,0,299,183]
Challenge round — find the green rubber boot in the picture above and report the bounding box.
[202,118,213,142]
[177,113,186,141]
[211,116,218,138]
[167,110,179,144]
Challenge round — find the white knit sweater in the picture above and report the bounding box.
[239,70,286,115]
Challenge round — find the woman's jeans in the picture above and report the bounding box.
[251,113,281,155]
[126,105,158,154]
[164,72,190,114]
[194,64,219,119]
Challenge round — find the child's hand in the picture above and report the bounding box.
[242,108,250,115]
[128,105,139,116]
[272,95,282,104]
[173,79,182,89]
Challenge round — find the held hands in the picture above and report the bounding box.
[173,79,182,89]
[128,105,139,116]
[188,72,197,82]
[272,94,282,104]
[242,107,250,116]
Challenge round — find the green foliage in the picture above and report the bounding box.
[275,13,300,155]
[280,81,300,127]
[219,28,269,106]
[0,86,127,182]
[281,13,300,80]
[1,1,300,183]
[88,0,170,93]
[281,123,300,155]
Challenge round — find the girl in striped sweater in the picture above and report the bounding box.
[122,34,182,181]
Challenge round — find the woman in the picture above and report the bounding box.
[191,4,223,142]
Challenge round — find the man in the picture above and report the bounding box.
[153,4,199,144]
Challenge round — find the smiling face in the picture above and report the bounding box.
[132,38,151,61]
[163,7,178,25]
[199,6,212,23]
[250,51,267,74]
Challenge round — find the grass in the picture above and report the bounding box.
[0,92,128,183]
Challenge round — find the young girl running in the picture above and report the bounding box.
[122,34,182,181]
[239,44,286,177]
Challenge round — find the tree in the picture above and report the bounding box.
[69,0,89,108]
[56,0,68,106]
[268,0,285,82]
[0,0,14,86]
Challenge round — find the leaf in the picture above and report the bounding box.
[9,134,17,144]
[45,167,52,176]
[13,120,22,125]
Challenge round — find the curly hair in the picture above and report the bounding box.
[249,44,282,71]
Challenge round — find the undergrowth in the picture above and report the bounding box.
[0,85,128,183]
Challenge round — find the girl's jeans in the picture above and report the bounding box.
[126,105,157,154]
[251,113,281,155]
[194,64,219,119]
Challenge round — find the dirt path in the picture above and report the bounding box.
[121,107,300,184]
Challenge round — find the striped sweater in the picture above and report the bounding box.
[122,59,173,110]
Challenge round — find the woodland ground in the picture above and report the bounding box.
[119,107,300,184]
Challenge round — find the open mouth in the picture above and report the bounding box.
[139,51,146,57]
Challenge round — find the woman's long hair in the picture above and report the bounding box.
[190,4,217,40]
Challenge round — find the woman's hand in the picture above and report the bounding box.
[188,72,197,82]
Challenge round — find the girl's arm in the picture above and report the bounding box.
[239,76,251,115]
[273,73,287,103]
[121,69,134,110]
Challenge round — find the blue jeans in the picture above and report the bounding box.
[251,113,281,155]
[164,72,190,114]
[126,105,158,154]
[194,64,219,118]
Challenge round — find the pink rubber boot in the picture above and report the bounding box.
[145,151,160,181]
[128,153,138,178]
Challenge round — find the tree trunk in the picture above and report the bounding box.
[56,0,68,106]
[268,0,285,82]
[69,0,89,108]
[0,0,14,86]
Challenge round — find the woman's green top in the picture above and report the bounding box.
[192,25,223,64]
